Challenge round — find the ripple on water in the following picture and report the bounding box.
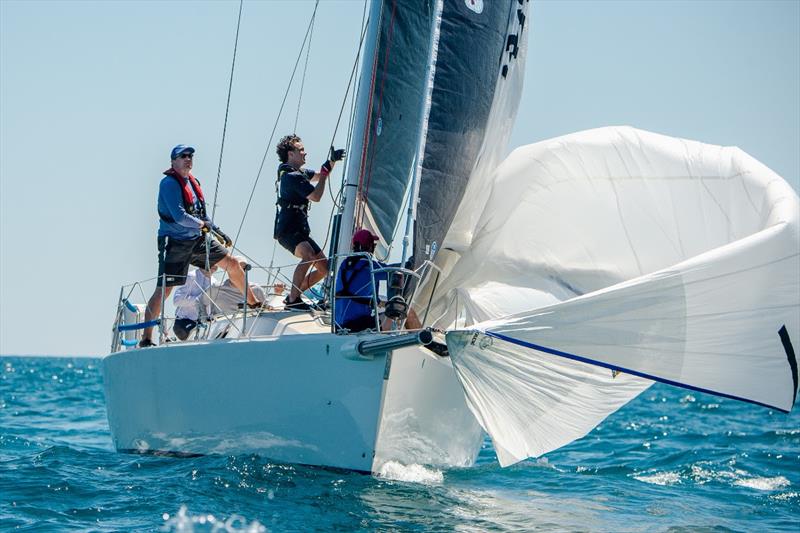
[2,356,799,532]
[162,505,266,533]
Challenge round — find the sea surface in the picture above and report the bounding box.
[1,355,798,532]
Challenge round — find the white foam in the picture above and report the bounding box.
[161,505,266,533]
[634,471,681,486]
[734,476,790,491]
[375,461,444,484]
[770,491,799,501]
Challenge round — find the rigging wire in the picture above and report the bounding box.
[204,0,244,280]
[210,0,244,223]
[223,0,368,293]
[327,0,370,209]
[293,12,316,135]
[230,0,320,248]
[318,4,372,254]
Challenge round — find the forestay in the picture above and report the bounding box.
[444,126,800,466]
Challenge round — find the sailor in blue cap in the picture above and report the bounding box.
[138,144,261,347]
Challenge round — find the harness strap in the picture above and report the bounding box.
[275,164,311,209]
[277,198,309,211]
[274,164,311,240]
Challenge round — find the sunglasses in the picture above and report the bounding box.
[178,153,194,159]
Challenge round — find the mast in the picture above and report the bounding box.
[337,0,383,257]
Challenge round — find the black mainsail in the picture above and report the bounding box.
[345,0,436,253]
[412,0,527,265]
[339,0,530,288]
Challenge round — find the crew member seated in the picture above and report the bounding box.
[334,229,421,332]
[335,229,385,332]
[206,257,267,315]
[172,266,214,340]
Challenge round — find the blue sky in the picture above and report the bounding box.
[1,0,798,356]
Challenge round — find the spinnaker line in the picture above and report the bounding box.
[480,330,792,413]
[779,325,798,408]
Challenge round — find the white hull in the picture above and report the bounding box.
[103,313,481,472]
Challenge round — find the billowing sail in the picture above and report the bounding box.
[444,126,800,466]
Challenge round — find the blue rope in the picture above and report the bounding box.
[117,319,160,332]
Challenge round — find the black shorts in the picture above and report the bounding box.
[173,318,198,340]
[277,232,321,256]
[157,235,228,287]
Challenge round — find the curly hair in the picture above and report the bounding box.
[276,134,301,163]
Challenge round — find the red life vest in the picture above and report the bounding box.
[159,169,208,222]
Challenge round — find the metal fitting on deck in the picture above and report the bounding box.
[342,329,433,360]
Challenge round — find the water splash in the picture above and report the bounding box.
[375,461,444,484]
[634,471,682,486]
[734,476,790,491]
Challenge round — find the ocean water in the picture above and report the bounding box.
[1,356,798,532]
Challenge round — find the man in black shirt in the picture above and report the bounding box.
[274,134,345,309]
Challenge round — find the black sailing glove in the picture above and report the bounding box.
[212,225,233,248]
[329,146,346,162]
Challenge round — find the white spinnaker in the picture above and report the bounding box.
[446,330,653,467]
[441,127,799,466]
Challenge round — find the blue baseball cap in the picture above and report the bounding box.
[170,144,195,160]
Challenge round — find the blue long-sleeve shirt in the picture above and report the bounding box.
[157,175,209,239]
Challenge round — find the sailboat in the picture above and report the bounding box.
[103,0,799,473]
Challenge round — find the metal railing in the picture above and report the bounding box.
[329,252,430,334]
[110,254,440,352]
[110,263,297,352]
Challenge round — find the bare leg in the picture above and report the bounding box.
[217,255,260,305]
[289,243,327,301]
[142,285,174,342]
[299,250,329,291]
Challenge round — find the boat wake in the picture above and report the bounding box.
[633,463,791,492]
[375,460,444,484]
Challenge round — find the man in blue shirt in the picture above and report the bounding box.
[335,228,423,332]
[334,229,386,332]
[138,144,260,347]
[274,134,345,310]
